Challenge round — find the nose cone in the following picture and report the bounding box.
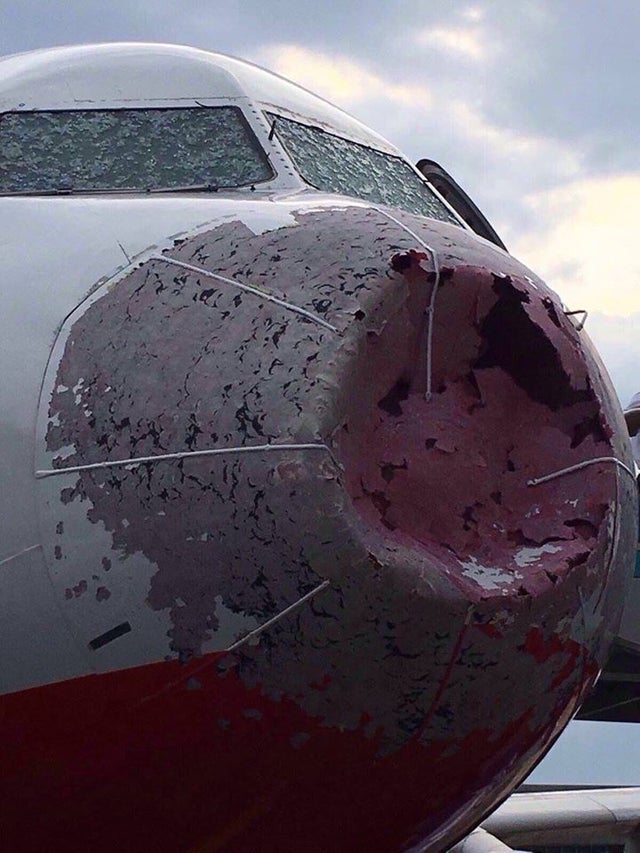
[336,247,622,594]
[42,202,636,851]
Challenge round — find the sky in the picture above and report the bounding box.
[2,0,639,786]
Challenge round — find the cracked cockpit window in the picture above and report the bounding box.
[267,113,459,224]
[0,107,273,193]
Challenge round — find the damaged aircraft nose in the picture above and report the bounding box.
[41,202,637,852]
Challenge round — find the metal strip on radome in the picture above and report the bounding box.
[0,544,43,568]
[35,442,332,479]
[225,579,331,653]
[527,457,636,487]
[373,208,441,401]
[133,578,332,708]
[150,255,340,333]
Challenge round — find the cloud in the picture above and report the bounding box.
[249,43,432,109]
[448,100,581,175]
[585,310,640,406]
[461,6,484,23]
[508,174,640,315]
[413,25,487,61]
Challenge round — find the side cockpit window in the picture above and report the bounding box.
[267,112,459,224]
[0,107,274,193]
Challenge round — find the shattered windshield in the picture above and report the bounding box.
[0,107,273,193]
[268,112,459,224]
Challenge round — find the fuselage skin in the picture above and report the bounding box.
[0,44,636,853]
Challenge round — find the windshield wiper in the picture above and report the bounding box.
[1,186,78,196]
[1,182,259,197]
[148,179,262,193]
[146,183,220,194]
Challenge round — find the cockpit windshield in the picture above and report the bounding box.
[267,112,459,224]
[0,107,273,193]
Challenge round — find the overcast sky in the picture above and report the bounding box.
[2,0,639,786]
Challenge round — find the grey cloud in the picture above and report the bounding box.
[584,311,640,407]
[474,0,640,174]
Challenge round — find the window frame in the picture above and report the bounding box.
[264,109,465,226]
[0,102,277,195]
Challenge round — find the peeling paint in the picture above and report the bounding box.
[38,201,636,852]
[514,544,562,567]
[460,559,515,591]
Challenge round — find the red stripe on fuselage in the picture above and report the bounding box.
[0,650,558,853]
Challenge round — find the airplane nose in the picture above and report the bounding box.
[40,202,636,852]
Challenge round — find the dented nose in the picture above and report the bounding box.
[334,253,615,600]
[41,201,636,852]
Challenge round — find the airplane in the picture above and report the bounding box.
[0,41,639,853]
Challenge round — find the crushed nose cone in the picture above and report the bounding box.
[337,262,615,589]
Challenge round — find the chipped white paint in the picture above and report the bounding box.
[514,544,562,568]
[460,557,516,591]
[49,442,76,463]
